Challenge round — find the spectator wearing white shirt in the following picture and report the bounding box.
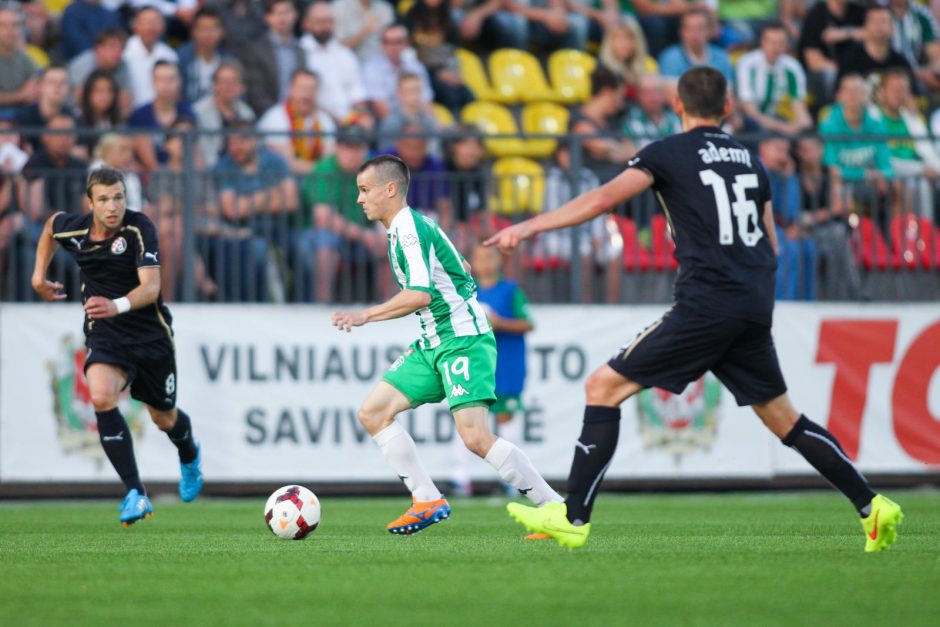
[299,1,368,123]
[122,7,178,108]
[256,68,337,176]
[334,0,395,61]
[362,24,433,119]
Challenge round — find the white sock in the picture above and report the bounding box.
[373,421,442,502]
[497,415,524,445]
[484,437,563,506]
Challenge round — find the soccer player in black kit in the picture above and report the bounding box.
[486,67,902,553]
[31,167,203,526]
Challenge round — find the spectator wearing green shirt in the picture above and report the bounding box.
[876,69,940,220]
[300,124,386,302]
[819,73,899,228]
[734,22,813,137]
[622,73,681,148]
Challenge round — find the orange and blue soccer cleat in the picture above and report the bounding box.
[861,494,903,553]
[387,497,451,535]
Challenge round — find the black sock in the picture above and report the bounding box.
[96,408,145,495]
[782,415,876,516]
[564,405,621,525]
[164,409,198,464]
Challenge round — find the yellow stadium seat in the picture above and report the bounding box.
[488,49,558,104]
[490,157,545,215]
[456,48,500,102]
[547,49,596,105]
[520,101,570,158]
[431,103,456,128]
[460,101,527,158]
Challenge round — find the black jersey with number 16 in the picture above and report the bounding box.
[51,211,173,344]
[627,126,777,326]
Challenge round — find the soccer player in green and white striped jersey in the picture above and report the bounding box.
[735,22,813,137]
[331,155,562,536]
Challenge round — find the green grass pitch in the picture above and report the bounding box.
[1,491,938,626]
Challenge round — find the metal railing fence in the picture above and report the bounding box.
[2,127,939,304]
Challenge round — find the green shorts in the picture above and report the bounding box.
[383,333,497,411]
[491,394,523,416]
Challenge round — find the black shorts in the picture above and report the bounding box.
[608,305,787,407]
[84,336,177,411]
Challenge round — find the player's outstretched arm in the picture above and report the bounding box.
[84,267,162,319]
[332,289,432,332]
[485,168,653,252]
[31,213,66,302]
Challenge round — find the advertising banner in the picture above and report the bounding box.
[1,303,938,483]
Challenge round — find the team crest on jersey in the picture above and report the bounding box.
[47,334,144,465]
[400,234,418,247]
[636,374,722,464]
[111,237,127,255]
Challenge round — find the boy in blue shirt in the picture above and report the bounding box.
[451,244,534,496]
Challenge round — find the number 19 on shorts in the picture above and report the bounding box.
[443,356,470,398]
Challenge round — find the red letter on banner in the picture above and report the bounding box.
[892,321,940,465]
[816,320,898,459]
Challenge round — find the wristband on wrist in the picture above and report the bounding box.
[113,297,131,314]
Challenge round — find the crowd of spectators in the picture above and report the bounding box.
[0,0,938,304]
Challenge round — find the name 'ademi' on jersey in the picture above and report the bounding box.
[698,141,752,167]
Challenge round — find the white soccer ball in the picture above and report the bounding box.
[264,485,321,540]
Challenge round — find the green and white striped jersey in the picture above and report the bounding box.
[735,50,807,116]
[622,105,683,148]
[386,207,491,348]
[892,3,939,67]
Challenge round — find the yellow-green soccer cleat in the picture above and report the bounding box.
[506,501,590,549]
[861,494,903,553]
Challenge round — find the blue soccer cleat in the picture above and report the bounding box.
[119,489,153,526]
[179,441,204,503]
